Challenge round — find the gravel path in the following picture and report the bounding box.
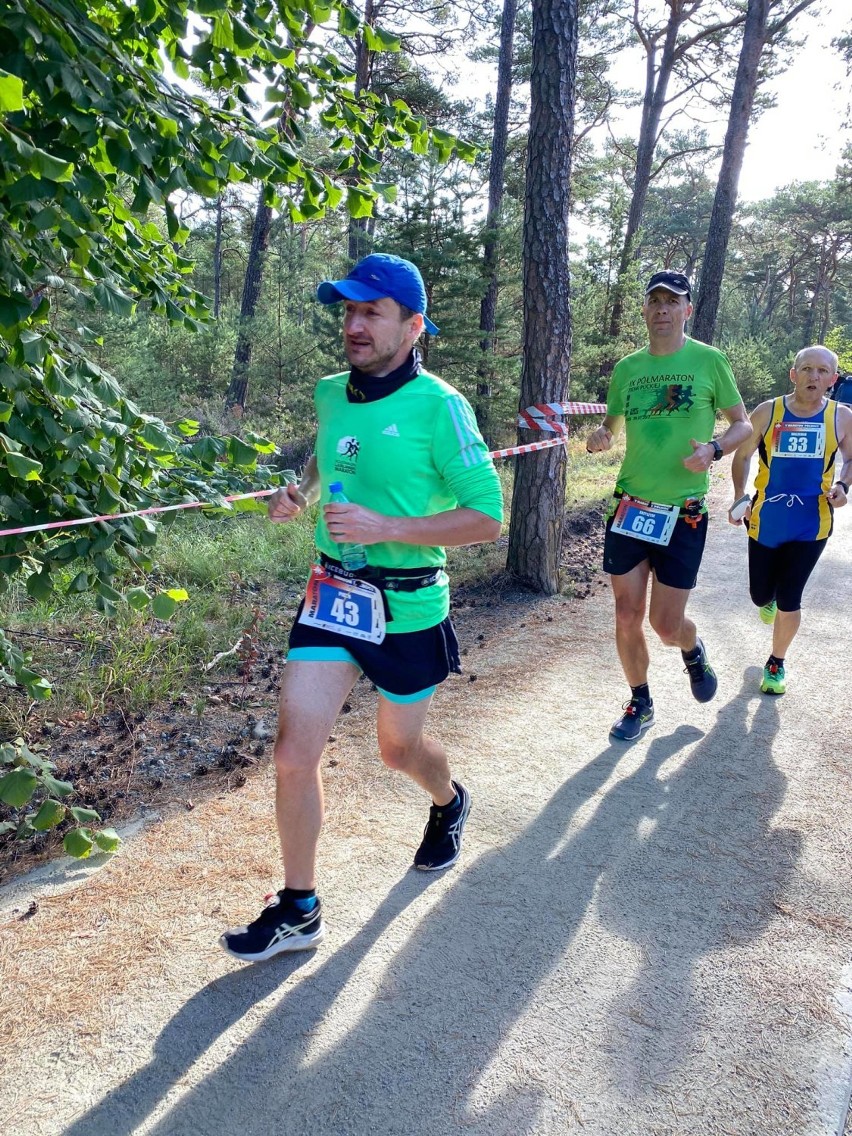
[2,469,851,1136]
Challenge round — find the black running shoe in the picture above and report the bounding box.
[219,891,324,962]
[414,780,471,871]
[682,637,718,703]
[610,697,654,741]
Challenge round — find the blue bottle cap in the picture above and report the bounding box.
[329,481,343,493]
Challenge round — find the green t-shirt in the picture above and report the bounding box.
[607,337,741,506]
[312,370,503,633]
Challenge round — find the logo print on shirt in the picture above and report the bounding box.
[335,435,360,475]
[337,436,360,457]
[648,383,695,415]
[382,424,400,437]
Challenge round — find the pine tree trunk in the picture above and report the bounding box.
[692,0,770,344]
[224,192,272,412]
[476,0,518,442]
[213,195,223,320]
[506,0,577,594]
[607,12,681,345]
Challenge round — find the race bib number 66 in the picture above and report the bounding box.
[611,495,679,546]
[298,565,386,643]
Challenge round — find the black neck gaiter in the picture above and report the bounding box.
[346,348,422,404]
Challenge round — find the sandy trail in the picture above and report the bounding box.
[1,469,851,1136]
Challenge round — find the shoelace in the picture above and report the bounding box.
[684,655,706,678]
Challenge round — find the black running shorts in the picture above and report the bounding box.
[287,604,462,702]
[603,511,708,590]
[747,536,827,612]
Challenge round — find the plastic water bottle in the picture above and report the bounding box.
[328,482,367,571]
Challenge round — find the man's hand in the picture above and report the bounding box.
[323,502,388,545]
[826,483,848,508]
[267,483,308,523]
[586,425,613,453]
[683,438,715,473]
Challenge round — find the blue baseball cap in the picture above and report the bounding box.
[317,253,439,336]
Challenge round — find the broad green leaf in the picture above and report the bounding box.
[31,799,66,831]
[94,828,121,853]
[70,806,101,825]
[93,281,134,318]
[31,147,74,183]
[0,70,24,112]
[346,186,375,219]
[64,828,94,858]
[228,437,258,467]
[0,767,38,807]
[41,773,74,797]
[126,586,151,611]
[151,593,177,619]
[5,453,43,481]
[363,25,400,52]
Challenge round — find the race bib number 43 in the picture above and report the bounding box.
[299,565,386,643]
[611,495,679,546]
[771,421,825,459]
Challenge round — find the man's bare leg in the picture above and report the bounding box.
[376,694,455,805]
[274,659,359,889]
[648,578,696,651]
[611,562,652,686]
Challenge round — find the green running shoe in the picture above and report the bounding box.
[759,601,777,625]
[760,661,786,695]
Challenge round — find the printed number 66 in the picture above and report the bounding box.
[631,515,656,535]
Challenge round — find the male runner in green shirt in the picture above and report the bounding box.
[586,271,750,741]
[220,254,503,961]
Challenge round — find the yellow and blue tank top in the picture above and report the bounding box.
[747,397,839,547]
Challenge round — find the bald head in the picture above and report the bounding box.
[792,345,838,373]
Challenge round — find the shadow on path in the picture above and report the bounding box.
[65,677,799,1136]
[596,670,798,1098]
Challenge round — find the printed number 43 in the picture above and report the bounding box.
[631,515,656,535]
[330,595,360,626]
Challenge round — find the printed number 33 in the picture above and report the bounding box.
[330,595,360,626]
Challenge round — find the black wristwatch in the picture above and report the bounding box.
[710,439,724,461]
[837,480,849,494]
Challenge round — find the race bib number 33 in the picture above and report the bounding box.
[611,495,679,546]
[771,421,825,459]
[299,566,386,643]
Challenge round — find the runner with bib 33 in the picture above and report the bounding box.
[586,271,750,740]
[729,344,852,696]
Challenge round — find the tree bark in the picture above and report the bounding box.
[476,0,518,442]
[607,6,682,344]
[348,0,375,264]
[691,0,770,344]
[223,191,272,412]
[212,195,223,320]
[506,0,578,594]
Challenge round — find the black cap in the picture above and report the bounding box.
[645,271,691,300]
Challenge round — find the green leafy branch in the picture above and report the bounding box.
[0,737,121,858]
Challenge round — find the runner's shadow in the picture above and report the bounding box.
[61,873,438,1136]
[596,670,795,1096]
[101,727,702,1136]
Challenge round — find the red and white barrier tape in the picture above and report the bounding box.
[488,436,568,460]
[0,489,278,539]
[0,402,607,539]
[518,400,607,433]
